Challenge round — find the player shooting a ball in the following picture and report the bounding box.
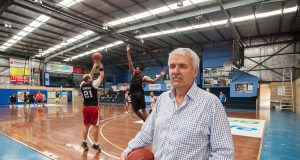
[80,52,104,151]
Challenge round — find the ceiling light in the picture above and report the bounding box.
[65,41,124,61]
[105,0,211,26]
[58,0,84,8]
[256,10,281,18]
[211,20,228,26]
[283,6,298,13]
[149,6,171,15]
[231,15,255,22]
[135,5,297,39]
[132,12,152,19]
[193,23,211,29]
[176,26,193,32]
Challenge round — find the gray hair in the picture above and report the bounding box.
[168,48,200,69]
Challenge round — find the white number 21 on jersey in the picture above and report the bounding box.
[83,90,93,98]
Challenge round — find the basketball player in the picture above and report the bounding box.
[148,92,157,114]
[55,91,60,104]
[124,88,130,114]
[126,44,165,121]
[80,59,104,151]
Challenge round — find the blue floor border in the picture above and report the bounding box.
[0,133,52,160]
[260,110,300,160]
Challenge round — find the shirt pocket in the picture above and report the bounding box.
[174,120,210,146]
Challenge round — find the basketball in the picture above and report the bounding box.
[92,52,102,61]
[126,148,154,160]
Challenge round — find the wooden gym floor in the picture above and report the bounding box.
[0,104,267,160]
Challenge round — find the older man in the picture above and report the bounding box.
[121,48,234,160]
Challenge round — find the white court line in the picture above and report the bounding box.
[88,114,129,159]
[0,132,56,160]
[100,118,126,151]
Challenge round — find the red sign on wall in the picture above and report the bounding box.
[10,76,29,83]
[73,67,85,74]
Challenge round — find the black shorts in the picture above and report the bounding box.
[131,95,146,112]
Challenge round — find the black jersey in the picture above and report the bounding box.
[80,82,98,106]
[10,96,16,103]
[129,73,144,96]
[55,92,60,98]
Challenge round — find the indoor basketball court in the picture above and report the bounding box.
[0,0,299,160]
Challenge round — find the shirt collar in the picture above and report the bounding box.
[169,82,198,101]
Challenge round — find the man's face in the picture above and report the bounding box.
[150,92,154,97]
[169,55,198,90]
[135,67,142,74]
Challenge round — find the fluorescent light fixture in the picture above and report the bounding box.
[0,14,50,51]
[135,5,298,39]
[176,26,193,32]
[211,20,228,26]
[283,6,298,13]
[162,29,178,34]
[73,34,85,40]
[17,31,29,37]
[107,20,123,26]
[36,15,51,23]
[193,23,211,29]
[23,26,35,33]
[11,35,23,41]
[105,0,212,26]
[0,0,82,52]
[231,15,255,22]
[119,16,136,23]
[0,46,7,51]
[58,0,84,8]
[148,32,163,37]
[256,9,281,18]
[82,30,95,36]
[133,12,152,19]
[7,39,18,44]
[3,42,14,47]
[29,21,43,28]
[136,34,150,39]
[64,41,124,61]
[149,6,171,15]
[39,30,95,56]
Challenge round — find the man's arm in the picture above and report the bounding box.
[121,96,161,159]
[92,62,104,88]
[126,44,135,77]
[89,62,99,80]
[209,99,234,160]
[143,71,166,84]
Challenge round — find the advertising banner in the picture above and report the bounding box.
[148,84,161,91]
[10,76,29,83]
[73,66,85,74]
[10,67,30,76]
[46,63,73,73]
[10,58,29,68]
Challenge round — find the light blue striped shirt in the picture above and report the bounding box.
[122,83,234,160]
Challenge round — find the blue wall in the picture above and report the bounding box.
[202,48,232,88]
[230,69,259,97]
[202,48,232,68]
[0,89,47,106]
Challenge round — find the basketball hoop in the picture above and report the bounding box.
[223,61,233,71]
